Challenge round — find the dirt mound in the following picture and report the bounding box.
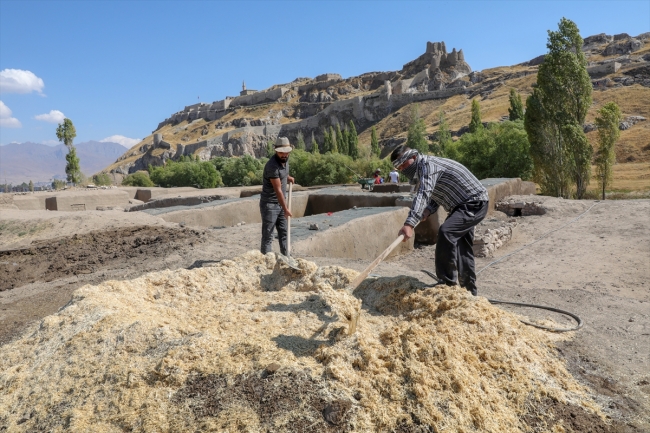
[0,226,205,292]
[0,251,604,432]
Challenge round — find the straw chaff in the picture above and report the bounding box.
[0,251,597,432]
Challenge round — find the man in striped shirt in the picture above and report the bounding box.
[391,145,489,296]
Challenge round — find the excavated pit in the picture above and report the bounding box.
[0,251,606,432]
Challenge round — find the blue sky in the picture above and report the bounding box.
[0,0,648,147]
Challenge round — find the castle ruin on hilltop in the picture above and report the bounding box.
[113,41,477,175]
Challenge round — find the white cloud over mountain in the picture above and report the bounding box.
[101,135,140,148]
[0,69,45,95]
[35,110,65,124]
[0,100,22,128]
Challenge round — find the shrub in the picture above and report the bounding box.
[218,155,266,187]
[457,120,532,180]
[122,171,154,187]
[290,150,354,186]
[149,160,220,188]
[93,173,113,186]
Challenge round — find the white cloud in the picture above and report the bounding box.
[34,109,65,124]
[0,100,22,128]
[101,135,141,148]
[0,69,45,95]
[41,139,60,145]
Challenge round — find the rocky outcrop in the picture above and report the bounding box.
[603,38,643,56]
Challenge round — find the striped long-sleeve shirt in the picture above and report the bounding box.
[405,155,488,227]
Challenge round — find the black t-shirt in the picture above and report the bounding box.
[260,154,289,204]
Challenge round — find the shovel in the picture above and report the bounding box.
[345,223,419,335]
[281,182,301,271]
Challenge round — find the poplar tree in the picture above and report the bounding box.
[469,99,483,133]
[56,118,81,185]
[329,126,338,153]
[348,120,359,160]
[406,104,429,154]
[594,102,621,200]
[370,126,380,157]
[508,88,524,121]
[29,180,34,192]
[524,18,593,198]
[336,124,348,155]
[323,128,332,153]
[296,130,306,150]
[311,132,320,154]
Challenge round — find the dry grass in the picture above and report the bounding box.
[0,251,598,432]
[587,162,650,193]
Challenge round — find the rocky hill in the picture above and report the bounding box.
[102,33,650,180]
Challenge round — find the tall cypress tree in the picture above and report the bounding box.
[311,132,320,154]
[322,129,332,153]
[406,104,429,154]
[329,126,338,153]
[337,123,348,155]
[370,126,380,157]
[524,17,592,198]
[469,99,483,133]
[508,88,524,121]
[296,130,306,150]
[348,120,359,160]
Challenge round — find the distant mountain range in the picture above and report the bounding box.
[0,141,127,184]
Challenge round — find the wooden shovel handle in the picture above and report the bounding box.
[287,182,293,256]
[348,234,405,290]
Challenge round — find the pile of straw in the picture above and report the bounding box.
[0,251,596,432]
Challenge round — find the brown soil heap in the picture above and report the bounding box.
[0,251,600,432]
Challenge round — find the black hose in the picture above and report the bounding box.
[487,298,583,332]
[419,270,584,333]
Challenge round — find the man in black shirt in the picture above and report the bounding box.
[260,136,295,255]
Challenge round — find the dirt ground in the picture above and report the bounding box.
[1,197,648,431]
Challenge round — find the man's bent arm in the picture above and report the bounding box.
[405,162,441,227]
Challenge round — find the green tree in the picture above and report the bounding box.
[122,171,155,187]
[431,110,457,158]
[338,124,349,155]
[594,102,622,200]
[28,180,34,192]
[329,126,338,153]
[56,118,82,185]
[296,130,306,150]
[524,18,593,198]
[370,126,380,157]
[491,121,533,180]
[508,88,525,121]
[406,104,429,154]
[55,118,76,147]
[218,155,265,186]
[65,145,82,185]
[322,129,332,153]
[457,121,532,180]
[348,120,359,160]
[266,140,275,158]
[149,160,220,188]
[52,179,66,190]
[469,99,483,133]
[311,133,320,154]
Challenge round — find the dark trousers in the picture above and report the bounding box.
[260,201,288,255]
[435,200,488,296]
